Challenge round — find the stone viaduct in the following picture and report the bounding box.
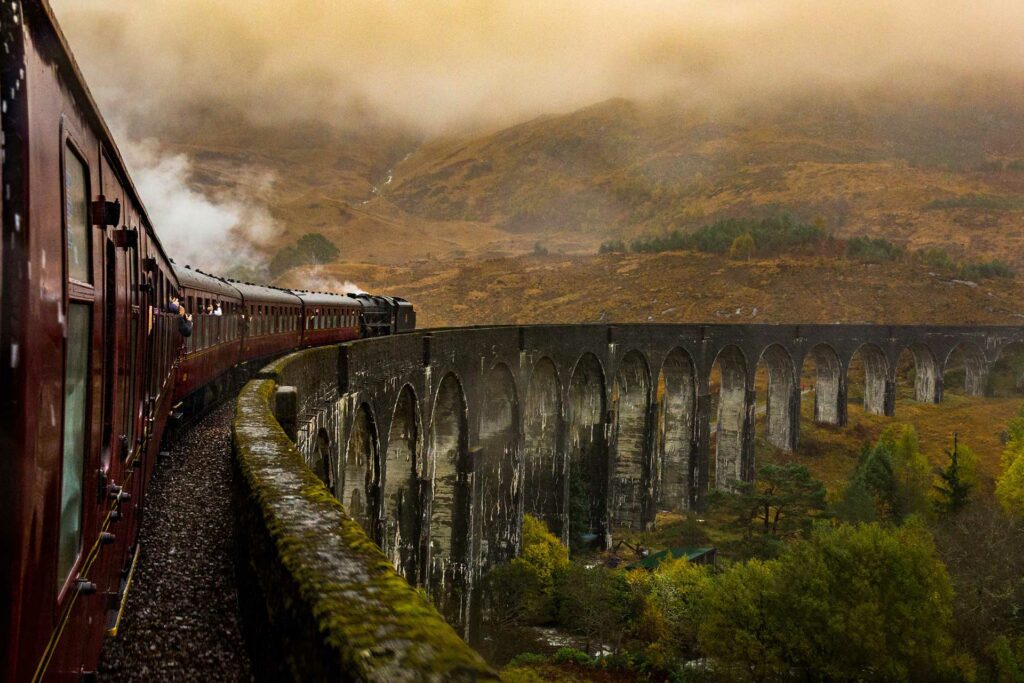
[271,323,1024,627]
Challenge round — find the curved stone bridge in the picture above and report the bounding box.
[271,323,1023,628]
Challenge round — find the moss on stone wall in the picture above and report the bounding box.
[232,377,495,681]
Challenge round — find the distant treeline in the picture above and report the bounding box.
[598,215,1015,280]
[600,215,825,257]
[270,232,340,277]
[922,193,1024,211]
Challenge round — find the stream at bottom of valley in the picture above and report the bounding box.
[474,623,613,666]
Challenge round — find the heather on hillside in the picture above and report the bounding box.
[600,222,1016,282]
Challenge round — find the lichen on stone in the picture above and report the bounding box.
[232,369,495,682]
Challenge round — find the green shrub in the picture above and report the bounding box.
[269,232,340,276]
[916,247,955,270]
[550,648,595,666]
[627,557,711,670]
[922,194,1024,210]
[728,233,756,260]
[961,260,1015,280]
[506,652,549,667]
[556,564,635,653]
[484,516,568,625]
[846,236,905,263]
[697,523,956,681]
[598,239,627,254]
[989,636,1024,683]
[625,214,825,256]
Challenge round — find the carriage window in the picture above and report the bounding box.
[64,145,92,284]
[58,303,90,587]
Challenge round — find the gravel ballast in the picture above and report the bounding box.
[99,401,253,681]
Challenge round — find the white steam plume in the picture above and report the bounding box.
[296,265,367,296]
[121,138,276,275]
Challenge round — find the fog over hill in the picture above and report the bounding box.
[49,1,1024,288]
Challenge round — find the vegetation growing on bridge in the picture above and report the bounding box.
[232,379,495,681]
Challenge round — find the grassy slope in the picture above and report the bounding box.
[765,394,1022,497]
[384,85,1024,267]
[282,250,1024,328]
[609,393,1023,572]
[152,81,1024,273]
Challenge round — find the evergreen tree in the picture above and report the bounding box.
[845,441,897,520]
[935,433,973,514]
[715,463,826,558]
[880,424,932,518]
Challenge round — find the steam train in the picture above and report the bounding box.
[0,3,414,680]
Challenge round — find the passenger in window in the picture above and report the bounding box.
[213,302,223,316]
[167,295,180,314]
[177,308,193,337]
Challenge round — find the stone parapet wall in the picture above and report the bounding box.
[231,377,495,681]
[234,322,1024,652]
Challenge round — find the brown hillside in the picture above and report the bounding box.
[279,251,1024,329]
[155,82,1024,271]
[384,84,1024,266]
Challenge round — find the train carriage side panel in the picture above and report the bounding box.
[2,3,183,678]
[292,290,362,347]
[228,280,303,365]
[172,265,243,404]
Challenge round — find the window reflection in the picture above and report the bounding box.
[58,303,90,586]
[65,145,91,283]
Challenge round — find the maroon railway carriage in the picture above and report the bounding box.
[1,3,416,680]
[227,279,304,365]
[1,2,181,679]
[171,264,244,408]
[293,290,362,346]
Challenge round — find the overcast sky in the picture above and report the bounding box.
[51,0,1024,136]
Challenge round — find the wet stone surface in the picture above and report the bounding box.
[99,402,253,681]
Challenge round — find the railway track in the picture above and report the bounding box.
[97,401,253,681]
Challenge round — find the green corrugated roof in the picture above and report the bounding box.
[627,546,715,571]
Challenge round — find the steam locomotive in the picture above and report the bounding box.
[0,3,414,679]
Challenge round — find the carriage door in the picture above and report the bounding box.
[98,156,130,475]
[125,237,142,461]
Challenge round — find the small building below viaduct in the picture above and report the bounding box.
[271,323,1024,627]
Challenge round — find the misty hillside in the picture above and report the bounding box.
[383,84,1024,262]
[163,83,1024,269]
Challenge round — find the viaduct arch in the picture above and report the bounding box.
[314,323,1024,620]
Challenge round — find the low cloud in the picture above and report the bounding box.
[50,0,1024,136]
